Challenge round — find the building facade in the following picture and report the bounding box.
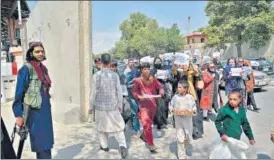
[184,32,208,50]
[1,0,30,49]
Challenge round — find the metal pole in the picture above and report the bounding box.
[17,0,22,27]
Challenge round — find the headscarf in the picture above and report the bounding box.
[208,63,217,73]
[29,61,51,93]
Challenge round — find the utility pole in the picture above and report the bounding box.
[187,16,190,36]
[186,16,191,51]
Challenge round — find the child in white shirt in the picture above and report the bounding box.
[169,80,197,159]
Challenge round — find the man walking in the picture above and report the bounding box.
[90,53,128,159]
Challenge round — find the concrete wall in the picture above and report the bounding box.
[25,1,92,124]
[222,35,274,60]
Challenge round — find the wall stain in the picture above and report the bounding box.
[66,19,70,27]
[48,23,51,30]
[69,96,72,103]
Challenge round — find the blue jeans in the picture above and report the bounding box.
[129,96,140,133]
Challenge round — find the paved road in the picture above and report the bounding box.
[2,86,274,159]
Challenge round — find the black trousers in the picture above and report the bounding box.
[36,150,52,159]
[247,91,257,108]
[192,98,204,139]
[1,118,16,159]
[154,98,167,130]
[212,98,220,113]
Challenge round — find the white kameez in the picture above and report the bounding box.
[90,68,127,148]
[170,94,197,159]
[95,110,125,133]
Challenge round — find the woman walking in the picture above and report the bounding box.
[200,63,223,120]
[223,58,249,109]
[243,60,260,111]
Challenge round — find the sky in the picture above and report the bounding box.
[92,1,208,54]
[27,1,274,54]
[27,1,208,54]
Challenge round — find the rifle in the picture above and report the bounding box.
[11,103,31,159]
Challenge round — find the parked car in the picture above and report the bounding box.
[220,69,270,91]
[247,58,274,76]
[253,70,271,90]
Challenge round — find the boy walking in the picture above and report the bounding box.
[215,89,255,145]
[169,80,197,159]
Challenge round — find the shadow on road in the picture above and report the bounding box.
[54,143,84,159]
[254,88,268,93]
[257,153,271,159]
[169,141,177,156]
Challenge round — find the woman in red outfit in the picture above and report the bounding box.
[132,62,164,153]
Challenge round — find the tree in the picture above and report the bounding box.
[199,25,226,48]
[204,1,274,57]
[165,24,184,53]
[109,12,185,59]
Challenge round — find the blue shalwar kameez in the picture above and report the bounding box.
[12,65,54,159]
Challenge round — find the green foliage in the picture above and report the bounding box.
[166,24,184,53]
[203,1,274,56]
[109,12,184,59]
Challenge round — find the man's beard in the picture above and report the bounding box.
[33,57,42,62]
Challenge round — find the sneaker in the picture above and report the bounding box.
[147,145,157,153]
[120,146,128,159]
[100,146,109,152]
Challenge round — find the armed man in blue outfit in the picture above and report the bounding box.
[12,42,54,159]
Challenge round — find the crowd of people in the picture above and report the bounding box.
[1,42,273,159]
[90,53,271,159]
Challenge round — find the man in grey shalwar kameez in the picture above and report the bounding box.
[90,53,128,159]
